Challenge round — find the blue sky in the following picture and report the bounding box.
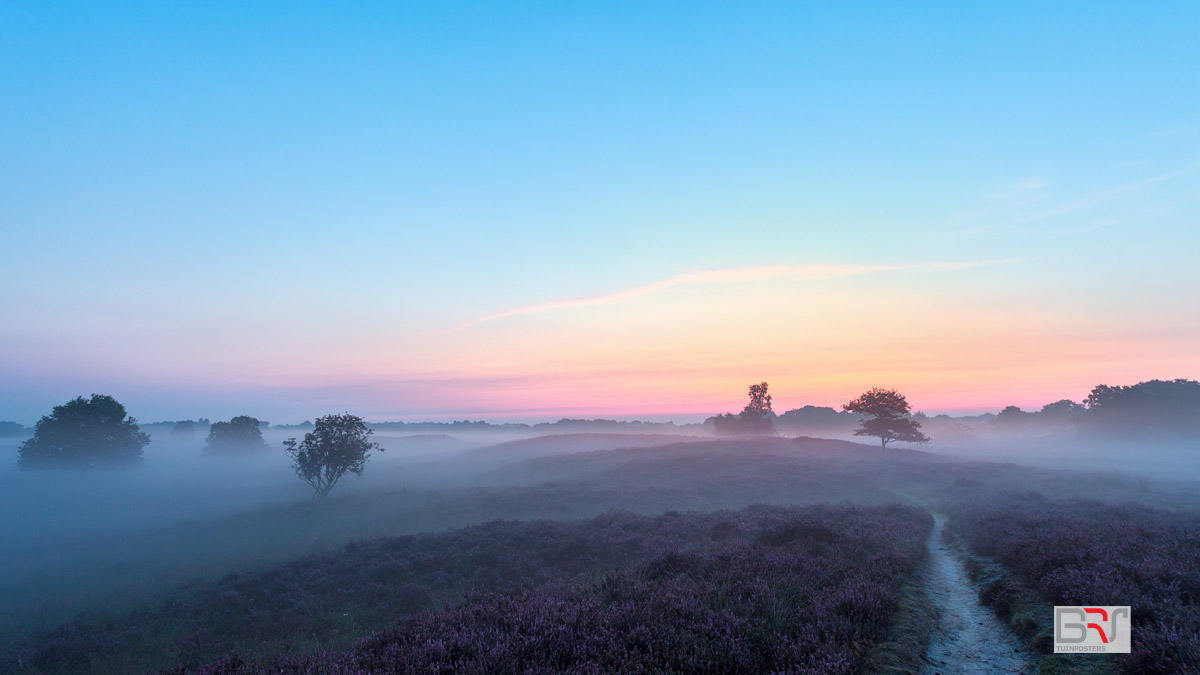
[2,2,1198,424]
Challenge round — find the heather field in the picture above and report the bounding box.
[945,496,1200,674]
[177,504,931,675]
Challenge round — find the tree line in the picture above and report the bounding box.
[14,395,379,499]
[710,378,1200,445]
[711,382,928,448]
[11,378,1198,490]
[991,379,1200,440]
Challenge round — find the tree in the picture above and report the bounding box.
[204,415,267,454]
[17,394,150,469]
[283,413,381,499]
[171,420,197,436]
[842,388,929,449]
[744,382,772,419]
[713,382,775,435]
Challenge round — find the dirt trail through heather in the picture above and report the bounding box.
[920,516,1034,674]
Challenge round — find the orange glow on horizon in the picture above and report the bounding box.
[52,265,1196,421]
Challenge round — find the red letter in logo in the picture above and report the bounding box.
[1084,607,1110,643]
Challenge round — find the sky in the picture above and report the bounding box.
[2,2,1199,424]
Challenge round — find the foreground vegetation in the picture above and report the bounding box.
[178,504,930,674]
[944,494,1200,674]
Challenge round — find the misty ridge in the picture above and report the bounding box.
[6,377,1196,468]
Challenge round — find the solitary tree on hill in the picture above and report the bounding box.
[842,388,929,449]
[283,413,381,499]
[17,394,150,469]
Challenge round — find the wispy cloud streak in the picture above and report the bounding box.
[444,260,1010,333]
[1019,164,1200,223]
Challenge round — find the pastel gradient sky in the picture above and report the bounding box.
[2,2,1199,424]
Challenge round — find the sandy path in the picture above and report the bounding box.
[920,516,1034,674]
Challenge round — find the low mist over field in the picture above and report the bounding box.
[4,1,1200,673]
[2,379,1199,672]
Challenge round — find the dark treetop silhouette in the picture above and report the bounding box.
[842,387,929,448]
[712,382,775,436]
[1084,378,1200,440]
[204,415,267,454]
[17,394,150,469]
[283,413,381,499]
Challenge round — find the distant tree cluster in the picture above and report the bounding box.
[17,394,150,469]
[366,418,682,433]
[991,399,1084,434]
[0,421,27,438]
[712,382,775,436]
[774,406,862,435]
[273,421,315,431]
[1083,379,1200,440]
[987,379,1200,440]
[204,416,267,454]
